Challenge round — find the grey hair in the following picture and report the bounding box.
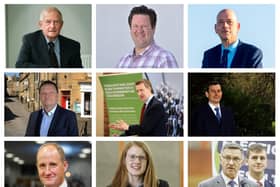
[39,7,63,22]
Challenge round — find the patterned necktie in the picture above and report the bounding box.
[257,181,263,187]
[48,42,59,67]
[214,107,221,122]
[139,104,146,124]
[228,180,235,187]
[221,49,230,67]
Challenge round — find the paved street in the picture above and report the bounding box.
[5,97,30,136]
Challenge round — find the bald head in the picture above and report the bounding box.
[216,9,238,22]
[36,143,65,163]
[215,9,240,47]
[36,143,68,187]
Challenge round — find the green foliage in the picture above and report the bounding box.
[189,73,275,136]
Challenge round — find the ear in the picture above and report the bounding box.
[205,91,209,98]
[63,161,69,172]
[237,22,240,31]
[38,21,43,29]
[214,24,218,33]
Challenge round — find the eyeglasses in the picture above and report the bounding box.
[127,154,147,161]
[222,155,242,163]
[43,20,62,26]
[216,20,234,26]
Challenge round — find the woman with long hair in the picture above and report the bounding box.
[108,141,169,187]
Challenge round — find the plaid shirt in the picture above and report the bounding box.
[116,42,178,68]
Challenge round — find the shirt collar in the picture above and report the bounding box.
[221,171,239,186]
[208,102,220,110]
[248,174,265,185]
[145,95,154,106]
[42,104,57,116]
[222,39,239,51]
[131,41,156,57]
[44,179,67,187]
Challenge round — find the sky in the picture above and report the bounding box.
[188,4,275,68]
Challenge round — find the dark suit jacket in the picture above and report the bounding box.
[264,180,275,187]
[190,103,237,136]
[16,30,82,68]
[202,40,263,68]
[124,97,168,136]
[198,175,258,187]
[25,105,79,136]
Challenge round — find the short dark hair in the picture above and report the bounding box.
[206,81,222,92]
[221,142,243,158]
[135,79,154,94]
[247,143,266,158]
[128,5,157,29]
[39,80,58,93]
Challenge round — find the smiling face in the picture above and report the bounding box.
[247,150,267,175]
[40,84,58,112]
[135,82,152,103]
[39,9,63,41]
[205,84,223,105]
[215,9,240,46]
[220,148,243,179]
[37,145,68,187]
[130,14,155,53]
[125,145,147,178]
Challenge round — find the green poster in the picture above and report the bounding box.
[99,73,143,136]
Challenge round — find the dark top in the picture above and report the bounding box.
[189,103,237,136]
[107,179,170,187]
[124,96,168,136]
[16,30,82,68]
[25,105,79,136]
[202,40,263,68]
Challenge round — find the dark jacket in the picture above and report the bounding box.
[25,105,79,136]
[124,97,168,136]
[16,30,82,68]
[202,40,263,68]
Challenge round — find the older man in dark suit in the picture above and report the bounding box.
[190,81,237,136]
[198,143,258,187]
[109,79,168,136]
[16,7,82,68]
[202,9,262,68]
[25,80,78,136]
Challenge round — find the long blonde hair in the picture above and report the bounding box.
[110,141,158,187]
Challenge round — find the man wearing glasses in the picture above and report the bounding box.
[16,7,82,68]
[198,143,258,187]
[202,9,263,68]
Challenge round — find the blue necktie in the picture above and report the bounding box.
[221,49,230,67]
[214,107,221,122]
[228,180,235,187]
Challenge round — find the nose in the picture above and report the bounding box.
[43,165,52,175]
[228,159,234,164]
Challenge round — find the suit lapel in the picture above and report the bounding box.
[47,106,60,136]
[206,104,220,123]
[230,41,243,67]
[59,36,66,66]
[215,175,226,187]
[35,110,43,136]
[144,96,154,114]
[39,31,51,66]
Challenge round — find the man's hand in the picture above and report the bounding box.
[109,120,129,131]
